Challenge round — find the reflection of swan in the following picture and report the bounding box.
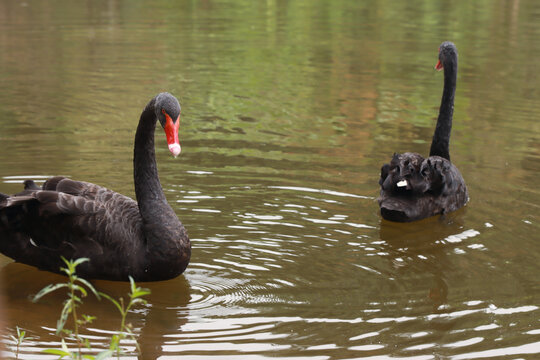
[378,42,468,222]
[96,275,191,358]
[0,262,191,357]
[0,93,190,281]
[379,214,465,311]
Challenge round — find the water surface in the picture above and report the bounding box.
[0,0,539,359]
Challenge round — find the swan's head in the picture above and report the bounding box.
[155,92,182,157]
[435,41,458,71]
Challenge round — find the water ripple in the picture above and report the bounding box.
[268,185,373,199]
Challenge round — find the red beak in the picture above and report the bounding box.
[435,59,443,71]
[164,114,181,157]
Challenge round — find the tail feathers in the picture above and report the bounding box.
[2,195,35,208]
[0,191,59,227]
[24,180,40,190]
[42,176,67,191]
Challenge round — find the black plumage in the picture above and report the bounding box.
[378,42,468,222]
[0,93,191,281]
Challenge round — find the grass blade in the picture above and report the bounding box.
[31,283,68,302]
[77,277,100,300]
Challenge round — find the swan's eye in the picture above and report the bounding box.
[161,109,167,116]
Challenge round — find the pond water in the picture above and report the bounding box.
[1,0,539,359]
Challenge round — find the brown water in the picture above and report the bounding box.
[1,0,539,359]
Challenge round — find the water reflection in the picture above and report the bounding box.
[379,212,468,312]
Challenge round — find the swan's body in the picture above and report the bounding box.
[378,42,468,222]
[0,93,191,281]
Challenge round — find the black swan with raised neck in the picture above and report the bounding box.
[378,42,468,222]
[0,93,191,281]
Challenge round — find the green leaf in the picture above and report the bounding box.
[99,292,123,314]
[129,277,151,298]
[129,276,136,292]
[42,349,71,357]
[71,257,90,267]
[132,289,151,299]
[77,277,100,300]
[31,283,69,302]
[60,256,70,266]
[129,298,148,306]
[57,300,73,334]
[61,257,75,273]
[72,285,88,298]
[14,326,26,343]
[81,314,97,324]
[56,319,65,335]
[61,339,70,352]
[72,294,84,305]
[95,350,114,360]
[109,334,120,350]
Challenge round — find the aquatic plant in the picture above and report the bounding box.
[9,326,34,359]
[7,257,151,359]
[100,277,150,357]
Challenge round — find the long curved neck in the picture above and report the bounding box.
[133,100,169,220]
[429,58,457,161]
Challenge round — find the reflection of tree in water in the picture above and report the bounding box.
[379,210,466,312]
[0,262,191,358]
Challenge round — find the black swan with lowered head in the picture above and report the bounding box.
[0,93,191,281]
[378,42,468,222]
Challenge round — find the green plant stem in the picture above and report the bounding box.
[30,258,149,359]
[68,272,82,359]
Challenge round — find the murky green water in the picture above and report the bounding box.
[1,0,539,358]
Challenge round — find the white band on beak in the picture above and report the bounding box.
[168,143,181,157]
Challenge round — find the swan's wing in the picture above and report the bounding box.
[420,156,468,196]
[0,181,142,266]
[37,177,136,218]
[4,176,127,216]
[42,176,103,201]
[421,156,469,209]
[2,191,94,219]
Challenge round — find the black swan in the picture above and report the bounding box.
[378,42,468,222]
[0,93,191,281]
